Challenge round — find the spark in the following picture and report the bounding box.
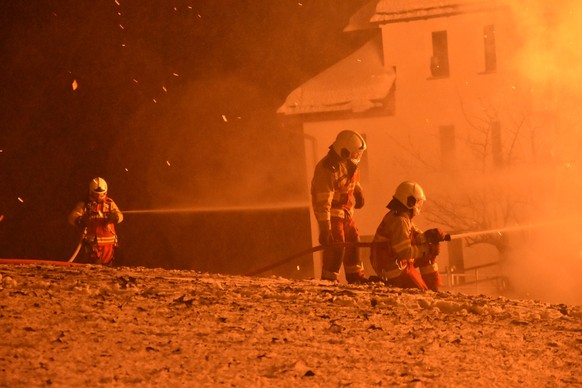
[162,86,168,92]
[222,115,228,122]
[119,24,125,30]
[114,0,120,5]
[166,160,171,166]
[153,99,157,103]
[132,79,139,83]
[172,73,179,77]
[72,80,78,90]
[124,168,129,172]
[17,197,24,203]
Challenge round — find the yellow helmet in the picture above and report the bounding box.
[393,181,425,216]
[331,130,366,164]
[89,177,108,201]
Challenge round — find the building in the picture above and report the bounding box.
[278,0,564,283]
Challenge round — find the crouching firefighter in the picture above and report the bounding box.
[311,130,367,284]
[68,177,123,265]
[370,181,446,291]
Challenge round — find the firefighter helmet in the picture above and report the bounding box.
[89,177,108,201]
[331,130,367,164]
[393,181,425,216]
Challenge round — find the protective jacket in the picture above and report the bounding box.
[68,197,123,265]
[311,149,363,223]
[311,149,365,282]
[370,210,440,290]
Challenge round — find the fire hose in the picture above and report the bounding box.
[245,234,451,277]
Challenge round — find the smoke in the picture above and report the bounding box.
[496,1,582,305]
[509,1,582,88]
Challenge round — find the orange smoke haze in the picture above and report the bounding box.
[499,0,582,305]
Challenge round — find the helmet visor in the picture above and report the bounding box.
[350,150,364,164]
[90,192,105,201]
[413,199,424,216]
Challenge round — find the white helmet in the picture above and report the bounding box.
[393,181,426,216]
[89,177,108,201]
[331,130,367,164]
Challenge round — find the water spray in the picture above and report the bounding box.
[123,202,310,215]
[446,218,582,241]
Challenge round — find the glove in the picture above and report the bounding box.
[424,228,446,244]
[107,212,120,224]
[318,221,334,246]
[354,191,364,209]
[76,213,90,227]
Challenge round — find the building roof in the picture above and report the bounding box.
[277,35,394,116]
[345,0,504,30]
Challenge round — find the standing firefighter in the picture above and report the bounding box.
[370,181,446,291]
[311,130,367,283]
[68,177,123,265]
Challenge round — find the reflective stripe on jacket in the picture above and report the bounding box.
[68,197,123,245]
[370,211,431,280]
[311,150,363,222]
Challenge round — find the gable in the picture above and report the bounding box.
[277,34,395,116]
[346,0,505,30]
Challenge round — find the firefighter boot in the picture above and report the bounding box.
[421,270,441,292]
[321,269,339,282]
[345,271,368,284]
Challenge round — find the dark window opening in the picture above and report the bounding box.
[430,31,450,77]
[484,24,497,72]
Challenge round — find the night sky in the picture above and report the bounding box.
[0,0,372,271]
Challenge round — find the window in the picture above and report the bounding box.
[430,31,450,77]
[439,125,456,170]
[483,25,497,72]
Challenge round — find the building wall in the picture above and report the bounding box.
[303,8,531,277]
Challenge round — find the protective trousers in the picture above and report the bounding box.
[321,216,364,282]
[78,241,115,265]
[387,262,441,291]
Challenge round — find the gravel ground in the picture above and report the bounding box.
[1,263,581,387]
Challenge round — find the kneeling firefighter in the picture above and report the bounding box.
[370,181,446,291]
[311,130,367,283]
[68,177,123,265]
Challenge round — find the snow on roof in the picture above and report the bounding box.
[277,35,394,116]
[345,0,504,30]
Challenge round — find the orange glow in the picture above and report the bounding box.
[511,1,582,87]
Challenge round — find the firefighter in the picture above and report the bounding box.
[370,181,446,291]
[311,130,367,283]
[68,177,123,265]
